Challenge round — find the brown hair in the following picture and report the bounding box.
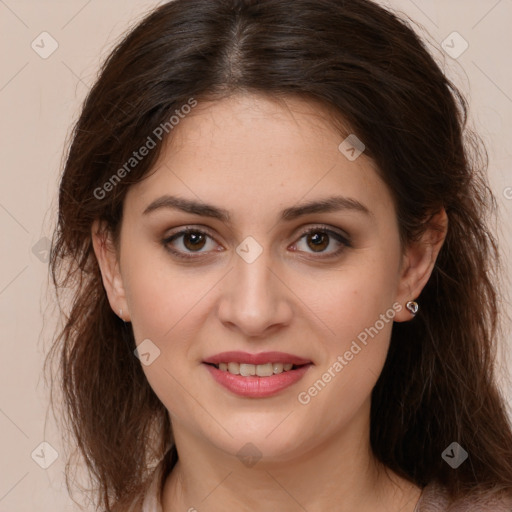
[46,0,512,509]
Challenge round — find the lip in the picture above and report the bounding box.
[203,351,313,398]
[203,351,312,366]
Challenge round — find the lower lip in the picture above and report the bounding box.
[204,363,312,398]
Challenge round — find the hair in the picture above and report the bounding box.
[46,0,512,510]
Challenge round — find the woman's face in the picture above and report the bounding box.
[100,93,422,461]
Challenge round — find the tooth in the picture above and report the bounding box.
[256,362,274,377]
[228,362,240,375]
[273,363,284,374]
[240,363,256,376]
[219,361,297,376]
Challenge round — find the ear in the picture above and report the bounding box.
[394,208,448,322]
[91,219,130,322]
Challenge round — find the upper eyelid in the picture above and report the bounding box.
[164,224,349,239]
[299,225,350,240]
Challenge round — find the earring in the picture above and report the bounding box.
[406,300,419,315]
[119,308,123,320]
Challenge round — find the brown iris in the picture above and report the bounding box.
[183,232,207,251]
[307,232,329,252]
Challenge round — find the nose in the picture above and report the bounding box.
[216,248,294,338]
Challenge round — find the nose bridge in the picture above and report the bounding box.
[217,241,292,336]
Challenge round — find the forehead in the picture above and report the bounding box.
[167,93,351,165]
[124,93,394,225]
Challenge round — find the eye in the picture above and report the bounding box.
[162,225,351,261]
[291,226,351,257]
[162,227,221,259]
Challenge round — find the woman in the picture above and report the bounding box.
[47,0,512,510]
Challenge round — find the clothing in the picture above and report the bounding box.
[140,464,512,511]
[141,470,162,512]
[414,481,512,511]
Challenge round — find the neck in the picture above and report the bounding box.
[161,401,421,512]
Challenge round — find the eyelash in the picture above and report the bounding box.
[161,225,352,261]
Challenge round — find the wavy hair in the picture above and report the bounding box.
[46,0,512,509]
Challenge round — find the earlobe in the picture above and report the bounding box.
[91,219,130,322]
[394,208,448,322]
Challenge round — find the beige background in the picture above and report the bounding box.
[0,1,511,510]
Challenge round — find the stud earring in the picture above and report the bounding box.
[406,300,419,315]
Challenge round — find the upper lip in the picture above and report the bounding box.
[203,351,312,366]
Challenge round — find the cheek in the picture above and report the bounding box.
[299,296,395,429]
[319,254,399,339]
[121,249,220,403]
[304,254,399,398]
[122,244,212,342]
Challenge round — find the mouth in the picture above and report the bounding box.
[203,351,313,398]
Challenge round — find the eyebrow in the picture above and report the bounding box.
[142,194,372,222]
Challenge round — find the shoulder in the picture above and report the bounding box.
[416,481,512,512]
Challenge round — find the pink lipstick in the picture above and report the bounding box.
[203,351,312,398]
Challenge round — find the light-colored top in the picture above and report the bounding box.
[141,470,162,512]
[414,480,512,511]
[139,465,512,512]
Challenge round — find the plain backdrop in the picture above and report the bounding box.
[1,1,511,510]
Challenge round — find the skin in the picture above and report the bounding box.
[92,92,447,511]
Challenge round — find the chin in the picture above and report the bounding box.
[199,415,314,464]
